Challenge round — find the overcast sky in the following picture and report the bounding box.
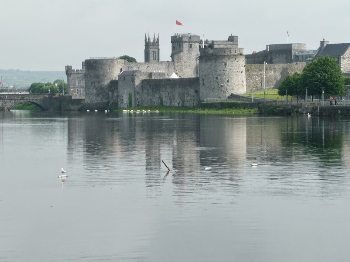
[1,0,349,70]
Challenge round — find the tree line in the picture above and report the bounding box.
[28,79,67,95]
[278,57,347,101]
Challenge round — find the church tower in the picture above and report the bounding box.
[144,34,160,63]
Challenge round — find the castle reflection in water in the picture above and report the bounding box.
[66,113,349,195]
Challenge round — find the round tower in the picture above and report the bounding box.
[84,58,125,108]
[171,34,200,78]
[199,35,246,101]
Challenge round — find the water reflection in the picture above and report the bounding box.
[64,113,350,197]
[2,112,350,262]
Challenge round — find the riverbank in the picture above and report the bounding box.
[258,103,350,117]
[115,106,258,116]
[114,102,259,115]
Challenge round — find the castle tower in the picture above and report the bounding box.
[171,34,201,78]
[144,34,160,63]
[199,35,246,101]
[65,61,86,100]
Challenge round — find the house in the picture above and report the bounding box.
[315,39,350,73]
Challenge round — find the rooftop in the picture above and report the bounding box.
[317,43,350,57]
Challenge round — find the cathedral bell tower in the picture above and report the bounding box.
[144,34,160,63]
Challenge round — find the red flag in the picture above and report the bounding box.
[176,20,183,26]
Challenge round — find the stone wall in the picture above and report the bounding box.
[245,63,306,92]
[65,65,85,99]
[341,49,350,73]
[117,71,167,108]
[199,49,246,100]
[171,34,201,78]
[123,61,175,77]
[84,58,126,108]
[138,78,200,107]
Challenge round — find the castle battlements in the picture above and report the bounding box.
[200,46,244,56]
[200,35,244,56]
[171,33,201,43]
[65,65,85,75]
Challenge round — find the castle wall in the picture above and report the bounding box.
[117,71,167,108]
[138,78,200,107]
[84,58,126,108]
[199,49,246,100]
[117,71,143,108]
[123,61,175,77]
[245,63,306,92]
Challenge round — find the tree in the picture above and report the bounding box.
[28,80,67,95]
[278,73,303,99]
[53,79,68,94]
[118,55,137,63]
[301,57,345,97]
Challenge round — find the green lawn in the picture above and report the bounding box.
[245,89,286,101]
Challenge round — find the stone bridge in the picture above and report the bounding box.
[0,94,84,111]
[0,94,49,110]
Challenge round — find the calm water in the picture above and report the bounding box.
[1,111,350,262]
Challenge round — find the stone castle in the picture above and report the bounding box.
[65,33,333,109]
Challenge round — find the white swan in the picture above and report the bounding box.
[251,163,258,167]
[307,113,311,118]
[204,167,212,171]
[86,109,90,112]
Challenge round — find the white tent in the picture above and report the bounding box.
[170,72,179,79]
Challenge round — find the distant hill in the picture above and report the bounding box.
[0,69,66,89]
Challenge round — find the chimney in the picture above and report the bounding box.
[320,38,329,49]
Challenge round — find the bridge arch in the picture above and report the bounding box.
[7,101,46,111]
[0,94,48,111]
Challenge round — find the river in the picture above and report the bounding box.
[1,111,350,261]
